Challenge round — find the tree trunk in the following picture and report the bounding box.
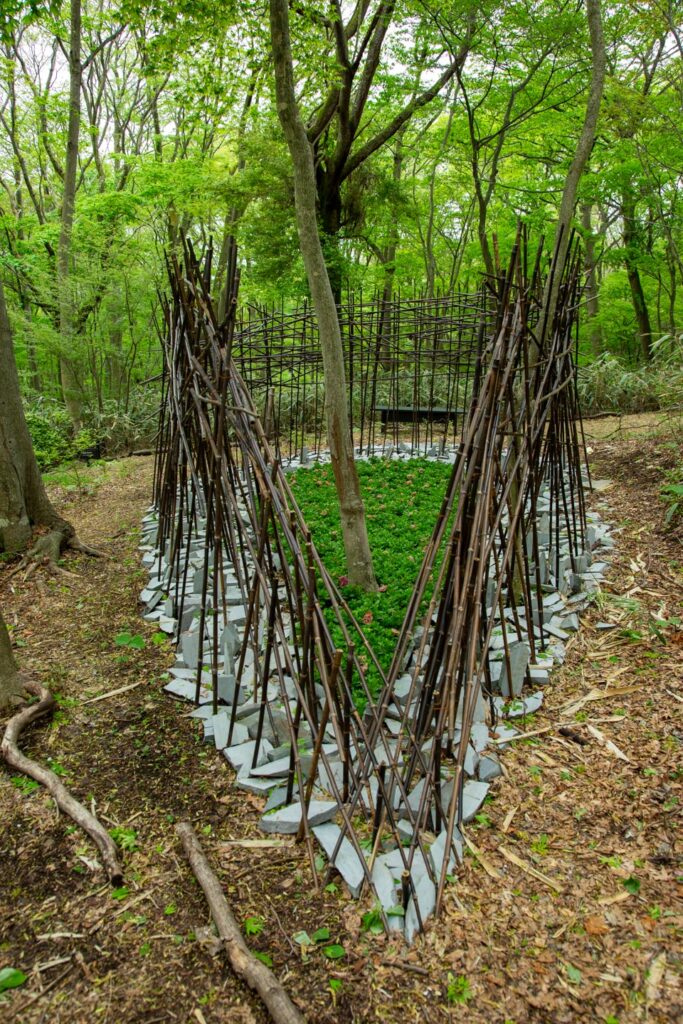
[57,0,83,428]
[270,0,376,590]
[378,136,404,366]
[539,0,605,347]
[0,607,23,710]
[317,172,344,304]
[622,190,653,361]
[581,203,602,355]
[0,277,73,555]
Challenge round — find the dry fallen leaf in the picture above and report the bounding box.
[584,915,609,936]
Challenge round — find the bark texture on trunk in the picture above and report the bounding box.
[0,278,73,555]
[539,0,605,346]
[57,0,83,427]
[270,0,376,590]
[0,608,23,710]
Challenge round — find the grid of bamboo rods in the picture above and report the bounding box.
[151,228,587,931]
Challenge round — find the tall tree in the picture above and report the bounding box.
[0,275,74,560]
[57,0,83,426]
[292,0,473,295]
[270,0,376,590]
[539,0,606,344]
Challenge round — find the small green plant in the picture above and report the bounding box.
[661,474,683,525]
[164,903,177,916]
[114,631,145,650]
[109,827,138,852]
[565,963,582,985]
[530,834,550,855]
[328,977,343,1005]
[244,915,265,937]
[622,876,641,895]
[0,967,27,995]
[252,951,273,967]
[361,904,384,935]
[322,944,346,960]
[11,776,39,795]
[446,973,472,1005]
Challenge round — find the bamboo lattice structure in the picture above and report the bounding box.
[145,231,592,940]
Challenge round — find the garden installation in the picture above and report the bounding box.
[1,0,682,1020]
[136,233,613,944]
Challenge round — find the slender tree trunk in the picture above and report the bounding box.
[317,174,344,304]
[214,65,259,319]
[475,183,496,281]
[0,277,73,555]
[270,0,376,590]
[378,135,403,366]
[539,0,605,346]
[57,0,83,428]
[581,203,602,355]
[622,190,653,361]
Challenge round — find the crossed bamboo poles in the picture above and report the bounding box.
[152,230,587,931]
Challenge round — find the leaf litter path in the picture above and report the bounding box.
[0,419,681,1024]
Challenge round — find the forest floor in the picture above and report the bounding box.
[0,412,681,1024]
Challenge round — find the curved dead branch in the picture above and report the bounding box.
[1,679,123,886]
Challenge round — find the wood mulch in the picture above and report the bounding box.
[0,415,681,1024]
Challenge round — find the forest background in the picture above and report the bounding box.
[0,0,682,469]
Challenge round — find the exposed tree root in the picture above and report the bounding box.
[5,528,106,582]
[176,821,307,1024]
[67,535,107,558]
[1,679,123,886]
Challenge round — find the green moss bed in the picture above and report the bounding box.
[289,457,454,702]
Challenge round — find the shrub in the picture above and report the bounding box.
[578,335,683,415]
[24,399,75,469]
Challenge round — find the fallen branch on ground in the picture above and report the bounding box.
[176,821,306,1024]
[1,679,123,886]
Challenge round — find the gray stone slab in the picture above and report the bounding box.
[181,631,200,669]
[469,721,490,753]
[461,780,489,823]
[429,828,462,878]
[212,713,248,750]
[313,822,366,897]
[478,752,503,782]
[490,722,519,748]
[558,612,580,632]
[319,759,345,797]
[251,754,312,779]
[264,786,290,813]
[223,737,273,770]
[259,800,337,835]
[189,703,214,719]
[235,767,279,795]
[499,641,530,698]
[405,873,436,944]
[163,678,208,702]
[393,674,414,704]
[370,861,403,931]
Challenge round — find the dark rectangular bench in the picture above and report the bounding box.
[376,405,464,428]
